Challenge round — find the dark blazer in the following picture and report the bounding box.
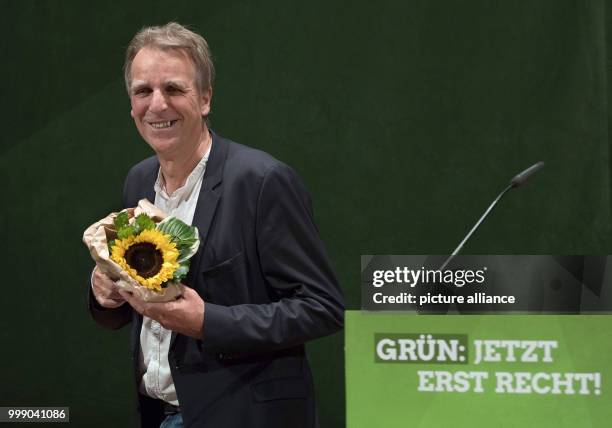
[88,132,345,428]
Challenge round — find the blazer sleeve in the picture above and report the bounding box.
[201,163,345,353]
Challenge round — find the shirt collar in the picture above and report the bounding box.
[153,141,212,199]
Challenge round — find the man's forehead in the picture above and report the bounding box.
[130,47,196,79]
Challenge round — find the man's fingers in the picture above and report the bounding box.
[92,268,126,302]
[93,269,115,290]
[117,289,147,315]
[109,291,122,299]
[117,289,134,304]
[92,267,128,308]
[93,266,113,283]
[180,285,199,301]
[95,280,122,299]
[96,297,125,309]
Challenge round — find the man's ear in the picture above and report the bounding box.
[200,88,212,116]
[130,108,135,119]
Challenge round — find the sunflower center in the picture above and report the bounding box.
[124,243,163,278]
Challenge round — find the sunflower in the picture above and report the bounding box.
[110,229,180,291]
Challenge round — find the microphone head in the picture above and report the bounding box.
[510,161,545,188]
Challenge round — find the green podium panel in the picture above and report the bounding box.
[346,311,611,428]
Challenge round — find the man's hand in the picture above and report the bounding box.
[92,266,126,308]
[117,285,205,339]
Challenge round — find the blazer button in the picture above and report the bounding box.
[217,353,224,360]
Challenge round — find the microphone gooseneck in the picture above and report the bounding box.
[439,162,545,271]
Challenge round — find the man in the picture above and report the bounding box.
[88,22,344,428]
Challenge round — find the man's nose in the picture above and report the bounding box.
[149,89,168,112]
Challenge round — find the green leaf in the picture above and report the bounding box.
[157,217,200,262]
[173,263,190,281]
[113,211,135,240]
[134,213,156,234]
[114,211,129,230]
[117,225,136,239]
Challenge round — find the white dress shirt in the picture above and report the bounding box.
[138,144,210,405]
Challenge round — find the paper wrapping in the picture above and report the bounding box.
[82,199,183,302]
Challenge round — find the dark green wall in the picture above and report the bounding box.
[1,1,610,426]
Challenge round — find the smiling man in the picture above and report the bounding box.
[88,22,344,428]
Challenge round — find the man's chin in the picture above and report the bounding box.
[145,138,181,157]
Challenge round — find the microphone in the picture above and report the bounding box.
[510,161,545,188]
[439,162,545,270]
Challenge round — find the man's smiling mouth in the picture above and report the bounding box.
[149,120,178,129]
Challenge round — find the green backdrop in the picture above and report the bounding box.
[1,1,611,426]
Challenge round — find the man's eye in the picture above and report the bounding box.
[134,88,151,96]
[166,86,183,94]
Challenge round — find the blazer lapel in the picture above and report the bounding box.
[145,181,156,205]
[171,131,228,347]
[191,131,228,264]
[141,158,158,205]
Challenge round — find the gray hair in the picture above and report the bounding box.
[123,22,215,95]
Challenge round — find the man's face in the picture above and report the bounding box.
[129,47,211,156]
